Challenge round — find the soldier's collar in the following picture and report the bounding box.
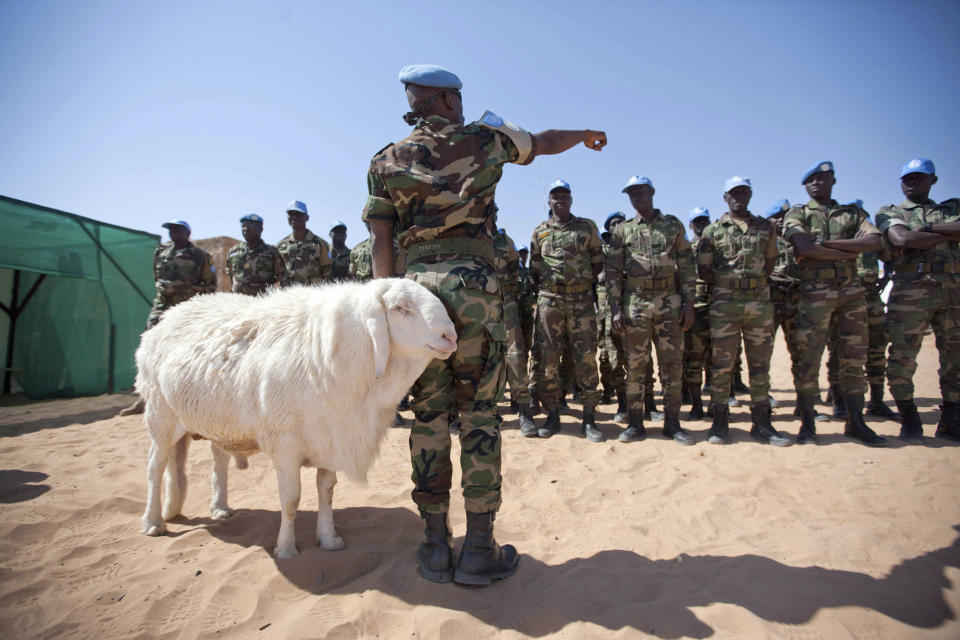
[901,198,935,209]
[805,199,838,211]
[633,209,663,223]
[420,115,454,128]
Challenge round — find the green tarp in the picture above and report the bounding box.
[0,195,159,399]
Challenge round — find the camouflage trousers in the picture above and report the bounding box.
[828,282,887,387]
[406,258,507,515]
[519,303,534,365]
[535,292,601,408]
[794,281,868,397]
[598,301,628,396]
[503,294,531,405]
[709,291,773,405]
[886,278,960,403]
[682,303,710,388]
[621,291,683,413]
[770,284,800,372]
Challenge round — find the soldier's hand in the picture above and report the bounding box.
[612,309,624,333]
[582,130,607,151]
[680,301,694,332]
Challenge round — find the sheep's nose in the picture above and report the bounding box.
[440,329,457,349]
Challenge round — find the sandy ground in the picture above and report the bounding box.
[1,333,958,640]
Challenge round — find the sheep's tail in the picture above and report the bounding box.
[162,435,191,520]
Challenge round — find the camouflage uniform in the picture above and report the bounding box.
[348,236,407,283]
[529,215,603,409]
[598,241,628,403]
[363,112,534,515]
[769,235,801,371]
[782,200,878,397]
[605,211,695,415]
[827,251,887,388]
[330,245,351,281]
[698,213,779,406]
[494,228,531,407]
[277,230,332,286]
[682,235,712,390]
[516,259,535,362]
[147,242,217,329]
[226,240,284,295]
[875,198,960,404]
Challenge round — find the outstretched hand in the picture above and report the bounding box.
[583,130,607,151]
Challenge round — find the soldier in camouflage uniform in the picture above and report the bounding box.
[875,158,960,443]
[364,64,606,585]
[226,214,284,295]
[529,179,605,443]
[349,221,407,282]
[783,161,887,446]
[516,245,535,369]
[598,212,629,421]
[329,221,351,281]
[277,201,332,286]
[682,207,712,420]
[698,177,790,446]
[606,175,695,445]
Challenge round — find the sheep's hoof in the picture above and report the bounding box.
[274,545,299,559]
[143,522,166,536]
[211,507,234,521]
[318,535,346,551]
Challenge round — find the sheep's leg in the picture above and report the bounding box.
[315,468,345,551]
[142,439,171,536]
[210,444,233,521]
[162,435,191,521]
[273,459,301,558]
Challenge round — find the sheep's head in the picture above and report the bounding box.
[365,278,457,378]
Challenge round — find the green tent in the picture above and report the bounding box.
[0,195,159,399]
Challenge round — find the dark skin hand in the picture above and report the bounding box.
[610,184,694,333]
[792,171,878,259]
[888,172,960,248]
[241,222,263,248]
[168,225,189,249]
[287,211,308,240]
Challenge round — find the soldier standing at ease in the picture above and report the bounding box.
[682,206,711,420]
[529,179,605,443]
[782,161,887,446]
[875,158,960,442]
[119,219,216,416]
[516,245,535,368]
[365,64,606,585]
[598,211,629,421]
[226,214,284,295]
[606,175,695,445]
[698,177,790,446]
[329,221,351,281]
[277,200,332,286]
[349,221,406,282]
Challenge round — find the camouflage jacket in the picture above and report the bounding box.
[517,261,535,314]
[362,113,534,255]
[226,240,284,295]
[690,235,712,307]
[857,251,880,284]
[698,212,778,292]
[530,215,602,297]
[330,245,351,281]
[770,236,799,287]
[152,242,217,305]
[782,199,878,281]
[277,230,331,285]
[605,210,695,302]
[493,228,520,299]
[875,198,960,282]
[348,237,407,283]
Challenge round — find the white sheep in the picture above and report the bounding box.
[136,278,457,558]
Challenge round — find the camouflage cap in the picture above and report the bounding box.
[398,64,462,89]
[900,158,935,178]
[801,161,834,184]
[764,199,790,218]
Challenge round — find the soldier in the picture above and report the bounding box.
[364,64,606,585]
[682,206,711,419]
[698,177,791,446]
[599,211,628,421]
[606,175,696,445]
[782,161,887,446]
[119,219,216,416]
[875,158,960,442]
[329,221,351,281]
[349,221,406,282]
[277,200,332,286]
[516,245,535,367]
[226,213,284,295]
[529,179,605,443]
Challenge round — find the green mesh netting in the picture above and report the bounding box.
[0,195,159,399]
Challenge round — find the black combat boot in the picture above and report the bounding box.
[581,405,604,443]
[518,403,538,438]
[688,384,704,420]
[618,411,645,443]
[831,384,847,419]
[559,395,570,412]
[707,403,729,444]
[935,401,960,442]
[538,407,561,439]
[681,381,692,404]
[613,388,628,423]
[895,399,923,443]
[843,394,888,447]
[416,512,454,583]
[663,407,694,445]
[454,511,519,586]
[796,394,819,444]
[749,401,792,447]
[867,383,899,418]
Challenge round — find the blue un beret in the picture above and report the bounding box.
[801,161,834,184]
[604,211,626,231]
[688,207,710,223]
[900,158,935,178]
[162,219,191,233]
[548,179,571,193]
[398,64,463,90]
[765,199,790,218]
[240,213,264,225]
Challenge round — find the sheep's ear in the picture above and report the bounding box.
[364,306,390,379]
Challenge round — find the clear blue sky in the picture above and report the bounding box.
[2,0,958,247]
